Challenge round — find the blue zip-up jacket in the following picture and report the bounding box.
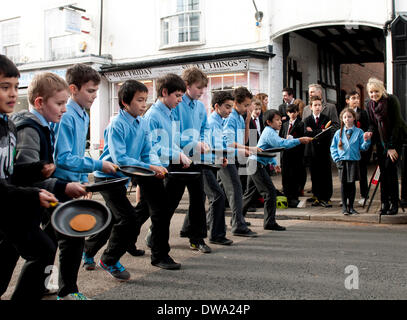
[172,94,209,156]
[330,126,371,163]
[250,126,301,166]
[94,109,161,179]
[144,100,183,168]
[223,108,245,147]
[53,99,103,183]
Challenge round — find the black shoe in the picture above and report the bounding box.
[209,237,233,245]
[152,256,181,270]
[348,207,359,215]
[232,229,258,237]
[380,202,390,215]
[127,246,145,257]
[245,221,251,226]
[288,199,300,208]
[264,223,286,231]
[387,202,398,215]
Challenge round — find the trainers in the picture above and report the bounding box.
[209,237,233,245]
[232,229,258,237]
[82,252,96,271]
[57,292,90,300]
[127,246,145,257]
[152,256,181,270]
[98,260,130,282]
[311,199,321,207]
[320,200,332,208]
[190,240,212,253]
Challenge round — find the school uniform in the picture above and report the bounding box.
[279,117,305,205]
[303,113,333,204]
[219,108,252,234]
[90,109,172,266]
[330,126,371,212]
[202,111,227,241]
[0,113,56,300]
[168,94,209,243]
[52,98,104,297]
[242,126,301,229]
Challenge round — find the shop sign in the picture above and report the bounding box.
[104,59,249,82]
[19,69,67,88]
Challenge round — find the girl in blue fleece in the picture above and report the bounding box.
[330,107,371,215]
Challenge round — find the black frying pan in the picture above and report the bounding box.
[312,127,332,140]
[51,199,112,238]
[85,177,129,192]
[116,165,156,177]
[255,152,277,158]
[261,147,285,153]
[165,171,201,180]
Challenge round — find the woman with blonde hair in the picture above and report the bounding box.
[365,77,407,215]
[255,93,268,113]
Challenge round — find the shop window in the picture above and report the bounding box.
[160,0,203,48]
[0,18,20,63]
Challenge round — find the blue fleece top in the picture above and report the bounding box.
[330,126,371,162]
[53,99,103,183]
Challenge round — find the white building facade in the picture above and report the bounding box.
[1,0,406,154]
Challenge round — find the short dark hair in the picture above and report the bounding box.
[65,64,101,90]
[286,103,299,113]
[118,80,148,109]
[282,87,294,96]
[263,109,282,126]
[345,90,359,100]
[212,91,234,108]
[156,73,186,97]
[310,95,322,104]
[233,87,252,104]
[0,54,20,78]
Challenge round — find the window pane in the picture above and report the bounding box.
[177,0,185,12]
[4,45,19,63]
[249,72,260,95]
[235,73,248,88]
[2,19,19,45]
[223,74,234,91]
[190,26,199,41]
[210,76,222,91]
[50,35,76,60]
[189,0,199,10]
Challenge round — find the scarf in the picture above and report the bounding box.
[368,97,389,143]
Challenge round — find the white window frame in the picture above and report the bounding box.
[0,18,20,64]
[160,0,204,49]
[44,7,81,61]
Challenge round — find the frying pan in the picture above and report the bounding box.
[51,199,112,238]
[84,177,129,192]
[115,165,156,177]
[255,152,277,158]
[261,147,285,153]
[312,127,333,140]
[166,171,201,179]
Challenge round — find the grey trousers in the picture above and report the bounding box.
[202,168,226,240]
[218,164,249,233]
[242,160,277,228]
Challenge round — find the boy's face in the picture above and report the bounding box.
[252,105,262,119]
[311,100,322,116]
[0,75,18,114]
[234,97,252,116]
[215,99,233,118]
[123,91,148,118]
[162,89,184,109]
[71,80,99,110]
[267,114,282,131]
[37,90,69,123]
[346,94,360,109]
[187,82,206,101]
[287,110,298,122]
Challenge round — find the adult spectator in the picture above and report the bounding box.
[302,84,340,132]
[365,78,407,215]
[294,98,306,119]
[278,87,295,123]
[255,93,269,113]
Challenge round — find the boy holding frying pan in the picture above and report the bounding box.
[88,79,180,276]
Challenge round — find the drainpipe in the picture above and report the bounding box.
[99,0,103,56]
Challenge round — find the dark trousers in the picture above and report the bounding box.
[0,217,56,300]
[93,178,142,266]
[42,206,84,298]
[218,164,249,233]
[310,153,333,201]
[281,153,305,201]
[377,145,400,204]
[242,160,277,228]
[359,148,372,198]
[202,168,226,240]
[165,164,207,242]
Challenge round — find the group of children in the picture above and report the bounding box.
[0,52,373,300]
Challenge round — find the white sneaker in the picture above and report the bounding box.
[358,198,366,206]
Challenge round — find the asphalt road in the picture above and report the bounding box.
[3,216,407,302]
